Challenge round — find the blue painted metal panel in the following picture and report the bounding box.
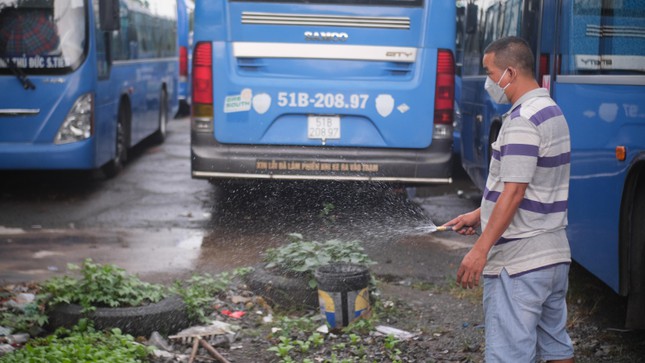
[555,82,645,291]
[194,0,455,149]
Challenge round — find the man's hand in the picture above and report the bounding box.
[443,209,481,235]
[456,245,488,289]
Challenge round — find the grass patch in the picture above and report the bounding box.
[0,319,151,363]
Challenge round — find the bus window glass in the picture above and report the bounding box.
[501,0,521,38]
[92,0,108,78]
[0,0,87,73]
[562,0,645,75]
[460,0,539,76]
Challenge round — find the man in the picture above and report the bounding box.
[444,36,575,363]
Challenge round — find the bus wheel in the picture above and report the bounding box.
[102,102,129,178]
[152,88,168,144]
[626,169,645,329]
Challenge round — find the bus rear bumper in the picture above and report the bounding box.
[191,133,453,185]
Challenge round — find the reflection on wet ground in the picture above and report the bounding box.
[0,179,478,285]
[0,118,480,285]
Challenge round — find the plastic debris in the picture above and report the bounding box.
[0,344,15,356]
[375,325,417,340]
[151,349,177,359]
[220,309,245,319]
[5,333,29,346]
[230,295,251,304]
[170,321,239,343]
[6,293,36,313]
[148,331,173,351]
[316,324,329,334]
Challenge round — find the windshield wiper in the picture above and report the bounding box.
[2,57,36,90]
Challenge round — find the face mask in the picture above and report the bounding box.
[485,68,511,104]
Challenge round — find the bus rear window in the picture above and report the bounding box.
[229,0,423,7]
[561,0,645,75]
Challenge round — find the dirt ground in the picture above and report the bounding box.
[152,265,645,363]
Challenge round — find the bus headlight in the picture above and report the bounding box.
[55,93,94,144]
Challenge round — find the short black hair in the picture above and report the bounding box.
[484,36,534,75]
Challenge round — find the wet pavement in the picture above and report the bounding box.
[0,117,480,285]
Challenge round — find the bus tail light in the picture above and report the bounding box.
[433,49,454,139]
[179,46,188,82]
[55,93,94,144]
[192,42,213,132]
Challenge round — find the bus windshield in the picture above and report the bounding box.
[0,0,87,74]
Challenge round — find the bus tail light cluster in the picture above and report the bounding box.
[433,49,454,139]
[55,93,93,144]
[192,41,213,132]
[179,46,188,82]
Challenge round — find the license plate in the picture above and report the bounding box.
[308,115,340,140]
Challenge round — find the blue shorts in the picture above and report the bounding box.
[483,264,574,362]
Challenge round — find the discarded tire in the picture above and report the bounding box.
[245,265,318,309]
[47,295,190,337]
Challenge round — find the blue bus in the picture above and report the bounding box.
[190,0,455,184]
[176,0,193,117]
[456,0,645,328]
[0,0,180,177]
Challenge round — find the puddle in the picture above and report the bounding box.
[0,227,279,285]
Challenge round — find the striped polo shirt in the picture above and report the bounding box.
[481,88,571,277]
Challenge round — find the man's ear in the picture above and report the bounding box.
[507,67,517,80]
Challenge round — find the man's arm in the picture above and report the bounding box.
[456,181,528,288]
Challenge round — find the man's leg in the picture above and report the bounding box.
[484,269,544,362]
[537,264,575,362]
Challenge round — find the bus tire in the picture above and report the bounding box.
[625,165,645,329]
[102,101,130,178]
[152,87,168,144]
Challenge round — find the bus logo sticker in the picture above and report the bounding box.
[397,103,410,114]
[252,93,272,115]
[304,31,348,42]
[599,103,619,123]
[224,88,252,113]
[375,94,394,117]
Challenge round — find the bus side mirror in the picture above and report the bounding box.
[99,0,120,32]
